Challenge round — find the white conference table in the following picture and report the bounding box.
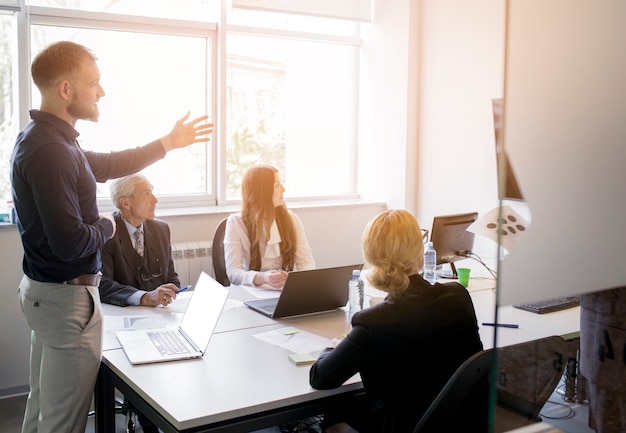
[95,270,580,433]
[96,285,360,433]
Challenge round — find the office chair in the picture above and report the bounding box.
[323,350,493,433]
[414,335,576,433]
[494,335,577,431]
[412,348,494,433]
[212,217,230,286]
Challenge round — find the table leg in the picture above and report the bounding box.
[94,363,116,433]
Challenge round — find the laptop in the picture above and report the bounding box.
[116,271,228,365]
[244,264,362,318]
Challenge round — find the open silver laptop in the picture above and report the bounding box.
[116,271,228,365]
[244,264,362,318]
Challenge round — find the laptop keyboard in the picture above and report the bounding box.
[249,298,278,314]
[147,330,190,355]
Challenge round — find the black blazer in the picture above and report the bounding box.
[309,274,484,433]
[99,211,180,306]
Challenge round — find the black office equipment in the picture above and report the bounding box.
[245,264,361,318]
[513,295,581,314]
[211,217,230,286]
[429,212,478,278]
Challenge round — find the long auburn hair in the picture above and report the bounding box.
[241,165,296,271]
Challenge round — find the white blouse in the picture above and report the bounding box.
[223,211,316,286]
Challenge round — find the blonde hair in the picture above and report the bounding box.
[362,209,425,296]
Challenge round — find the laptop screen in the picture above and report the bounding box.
[179,272,229,353]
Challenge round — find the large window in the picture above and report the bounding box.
[225,33,359,200]
[0,1,366,211]
[28,19,213,201]
[225,7,362,201]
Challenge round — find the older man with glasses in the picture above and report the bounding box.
[99,173,181,307]
[99,173,181,433]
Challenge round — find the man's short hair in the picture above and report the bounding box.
[31,41,97,92]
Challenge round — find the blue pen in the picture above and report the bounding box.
[176,285,191,294]
[482,322,519,329]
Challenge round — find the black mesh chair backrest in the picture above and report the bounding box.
[413,349,493,433]
[212,218,230,286]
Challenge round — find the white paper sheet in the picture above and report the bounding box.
[253,326,331,354]
[468,205,530,253]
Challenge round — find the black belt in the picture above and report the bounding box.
[64,272,101,286]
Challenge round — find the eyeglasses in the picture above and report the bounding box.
[139,251,162,281]
[421,228,429,244]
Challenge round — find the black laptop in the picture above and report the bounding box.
[244,264,362,318]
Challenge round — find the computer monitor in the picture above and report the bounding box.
[429,212,478,277]
[492,98,524,201]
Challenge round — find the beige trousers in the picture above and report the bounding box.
[18,275,103,433]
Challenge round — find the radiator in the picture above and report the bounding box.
[172,240,213,287]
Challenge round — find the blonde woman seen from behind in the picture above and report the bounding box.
[309,209,485,433]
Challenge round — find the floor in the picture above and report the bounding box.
[0,392,282,433]
[0,394,128,433]
[539,379,595,433]
[0,383,595,433]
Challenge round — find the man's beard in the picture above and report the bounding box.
[68,100,100,122]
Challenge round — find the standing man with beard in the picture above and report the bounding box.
[10,40,213,433]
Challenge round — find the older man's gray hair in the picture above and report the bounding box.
[109,173,150,209]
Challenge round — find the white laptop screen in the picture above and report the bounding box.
[179,272,228,353]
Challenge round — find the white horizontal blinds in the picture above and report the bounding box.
[0,0,19,10]
[232,0,372,22]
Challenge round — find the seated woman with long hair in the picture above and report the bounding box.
[224,165,315,288]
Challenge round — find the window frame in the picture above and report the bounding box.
[15,6,218,211]
[3,2,366,213]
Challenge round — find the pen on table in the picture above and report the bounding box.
[176,285,191,294]
[482,322,519,329]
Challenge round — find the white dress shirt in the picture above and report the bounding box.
[223,211,316,286]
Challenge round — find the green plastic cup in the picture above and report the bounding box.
[457,267,471,288]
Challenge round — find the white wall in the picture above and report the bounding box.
[359,0,417,212]
[417,0,506,257]
[360,0,507,259]
[0,228,31,397]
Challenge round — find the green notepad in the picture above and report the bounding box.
[288,353,316,366]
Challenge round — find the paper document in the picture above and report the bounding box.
[253,326,331,354]
[104,315,167,332]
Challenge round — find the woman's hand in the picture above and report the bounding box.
[257,270,288,289]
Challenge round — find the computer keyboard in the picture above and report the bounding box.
[147,330,190,355]
[513,295,581,314]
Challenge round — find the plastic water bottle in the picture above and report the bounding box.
[348,269,364,320]
[423,242,437,285]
